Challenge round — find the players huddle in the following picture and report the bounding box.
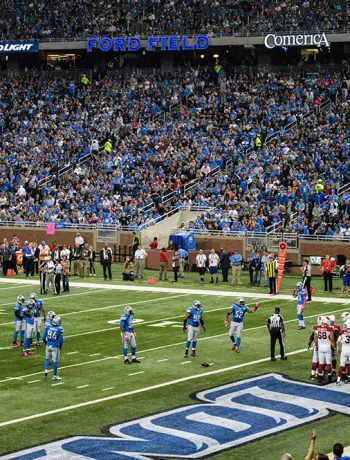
[308,312,350,385]
[12,294,64,380]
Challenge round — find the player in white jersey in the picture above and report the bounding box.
[314,316,335,384]
[336,319,350,385]
[308,316,323,380]
[208,249,220,284]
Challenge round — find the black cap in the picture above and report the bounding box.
[275,307,280,314]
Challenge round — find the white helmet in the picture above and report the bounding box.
[317,316,323,325]
[321,316,329,325]
[17,295,25,304]
[30,293,37,301]
[124,306,133,316]
[193,300,201,309]
[341,312,349,322]
[328,315,335,325]
[345,319,350,329]
[27,299,35,309]
[236,297,245,306]
[296,282,303,289]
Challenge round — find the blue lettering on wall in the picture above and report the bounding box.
[87,35,210,52]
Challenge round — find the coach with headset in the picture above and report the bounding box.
[267,307,287,361]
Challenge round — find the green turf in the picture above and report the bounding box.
[0,264,349,459]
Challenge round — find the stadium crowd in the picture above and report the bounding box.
[1,0,349,39]
[1,68,347,233]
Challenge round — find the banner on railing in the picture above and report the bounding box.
[0,40,39,53]
[277,241,288,294]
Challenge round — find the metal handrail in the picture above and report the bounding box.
[3,28,349,42]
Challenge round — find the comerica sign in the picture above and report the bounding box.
[264,32,329,49]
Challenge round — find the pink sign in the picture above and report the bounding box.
[47,222,56,235]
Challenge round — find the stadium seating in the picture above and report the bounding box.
[1,69,345,230]
[1,0,349,39]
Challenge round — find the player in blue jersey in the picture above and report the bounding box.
[120,306,140,364]
[42,316,64,380]
[183,300,206,358]
[30,293,46,346]
[13,295,25,348]
[22,299,36,356]
[224,297,260,353]
[293,282,306,329]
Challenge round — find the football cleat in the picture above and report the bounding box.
[191,351,196,357]
[231,343,236,351]
[22,351,28,356]
[336,381,342,386]
[27,350,34,355]
[281,356,288,360]
[124,359,131,364]
[52,375,62,381]
[132,358,141,363]
[44,370,48,379]
[235,347,240,353]
[271,357,277,361]
[20,340,24,347]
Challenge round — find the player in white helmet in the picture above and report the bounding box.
[314,316,335,384]
[336,319,350,385]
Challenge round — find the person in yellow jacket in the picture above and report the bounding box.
[81,74,89,86]
[255,133,262,149]
[104,139,112,154]
[315,179,324,193]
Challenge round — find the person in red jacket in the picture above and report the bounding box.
[159,248,169,281]
[320,255,336,292]
[149,237,158,250]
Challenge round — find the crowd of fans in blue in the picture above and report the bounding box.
[1,0,349,39]
[0,67,349,236]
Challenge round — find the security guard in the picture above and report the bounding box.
[267,307,287,361]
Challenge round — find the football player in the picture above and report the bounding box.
[224,297,259,353]
[308,316,322,380]
[314,316,335,384]
[42,316,64,380]
[30,293,46,346]
[120,306,140,364]
[183,300,206,358]
[341,312,349,327]
[336,319,350,385]
[328,314,341,376]
[293,282,306,329]
[22,299,36,356]
[13,295,25,348]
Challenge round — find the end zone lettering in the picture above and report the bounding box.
[5,374,350,459]
[0,41,39,53]
[87,35,209,52]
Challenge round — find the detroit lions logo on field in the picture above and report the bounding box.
[5,373,350,459]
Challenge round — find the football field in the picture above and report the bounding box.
[0,266,350,459]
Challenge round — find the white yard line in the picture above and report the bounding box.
[180,361,192,365]
[27,380,40,384]
[76,384,89,389]
[89,353,101,357]
[102,387,115,391]
[0,284,28,291]
[66,351,79,355]
[1,276,349,304]
[0,303,348,384]
[0,348,306,427]
[157,359,168,363]
[128,371,145,376]
[51,382,64,387]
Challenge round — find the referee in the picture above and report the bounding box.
[267,307,287,361]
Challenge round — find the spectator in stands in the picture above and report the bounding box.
[172,251,180,282]
[230,249,243,286]
[320,254,336,292]
[150,237,158,250]
[159,247,169,281]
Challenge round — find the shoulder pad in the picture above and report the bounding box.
[186,308,192,313]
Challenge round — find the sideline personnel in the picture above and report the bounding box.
[267,307,287,361]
